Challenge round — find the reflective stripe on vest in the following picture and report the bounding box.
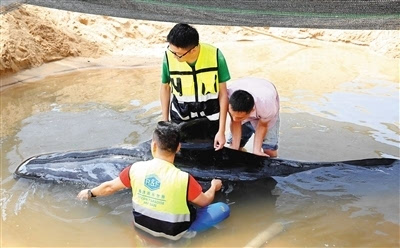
[129,158,192,239]
[167,43,220,122]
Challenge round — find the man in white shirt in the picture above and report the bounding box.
[227,77,280,157]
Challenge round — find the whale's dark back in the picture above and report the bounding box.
[13,118,400,184]
[14,141,399,184]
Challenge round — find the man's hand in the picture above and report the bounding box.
[211,179,222,191]
[77,189,91,200]
[214,131,226,151]
[191,178,223,207]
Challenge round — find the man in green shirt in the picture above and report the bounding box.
[160,23,231,150]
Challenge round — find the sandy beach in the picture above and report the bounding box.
[1,4,399,79]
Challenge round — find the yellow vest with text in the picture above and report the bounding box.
[129,158,193,240]
[166,43,220,122]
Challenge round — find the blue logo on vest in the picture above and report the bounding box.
[144,174,161,191]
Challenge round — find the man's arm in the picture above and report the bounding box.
[77,177,127,200]
[160,83,171,121]
[253,119,269,157]
[160,54,171,121]
[229,118,242,150]
[214,83,228,150]
[190,179,222,207]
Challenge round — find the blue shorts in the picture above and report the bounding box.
[188,202,230,233]
[228,115,280,150]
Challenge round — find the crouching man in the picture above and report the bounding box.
[227,77,280,157]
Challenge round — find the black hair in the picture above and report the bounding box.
[153,121,180,153]
[167,23,199,49]
[229,90,255,113]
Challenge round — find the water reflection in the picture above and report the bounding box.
[273,164,399,247]
[307,80,399,147]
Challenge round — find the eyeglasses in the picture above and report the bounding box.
[167,44,198,58]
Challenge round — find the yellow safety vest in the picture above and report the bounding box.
[166,43,220,122]
[129,158,194,240]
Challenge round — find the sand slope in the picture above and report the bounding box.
[0,4,398,77]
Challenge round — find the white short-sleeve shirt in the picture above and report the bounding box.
[227,77,280,129]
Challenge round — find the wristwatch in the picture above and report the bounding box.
[88,189,96,198]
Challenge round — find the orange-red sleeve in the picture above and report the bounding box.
[187,175,203,201]
[119,165,132,188]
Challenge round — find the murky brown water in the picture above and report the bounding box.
[1,38,399,247]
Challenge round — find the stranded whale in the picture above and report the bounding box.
[13,119,399,184]
[14,139,398,184]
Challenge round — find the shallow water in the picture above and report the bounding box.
[1,59,399,247]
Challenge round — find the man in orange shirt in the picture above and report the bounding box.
[77,121,230,240]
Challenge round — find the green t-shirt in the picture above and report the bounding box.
[161,48,231,84]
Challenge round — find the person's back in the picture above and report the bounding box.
[128,159,195,239]
[123,121,195,239]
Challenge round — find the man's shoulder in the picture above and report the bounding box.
[200,42,214,47]
[131,159,154,168]
[200,42,218,51]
